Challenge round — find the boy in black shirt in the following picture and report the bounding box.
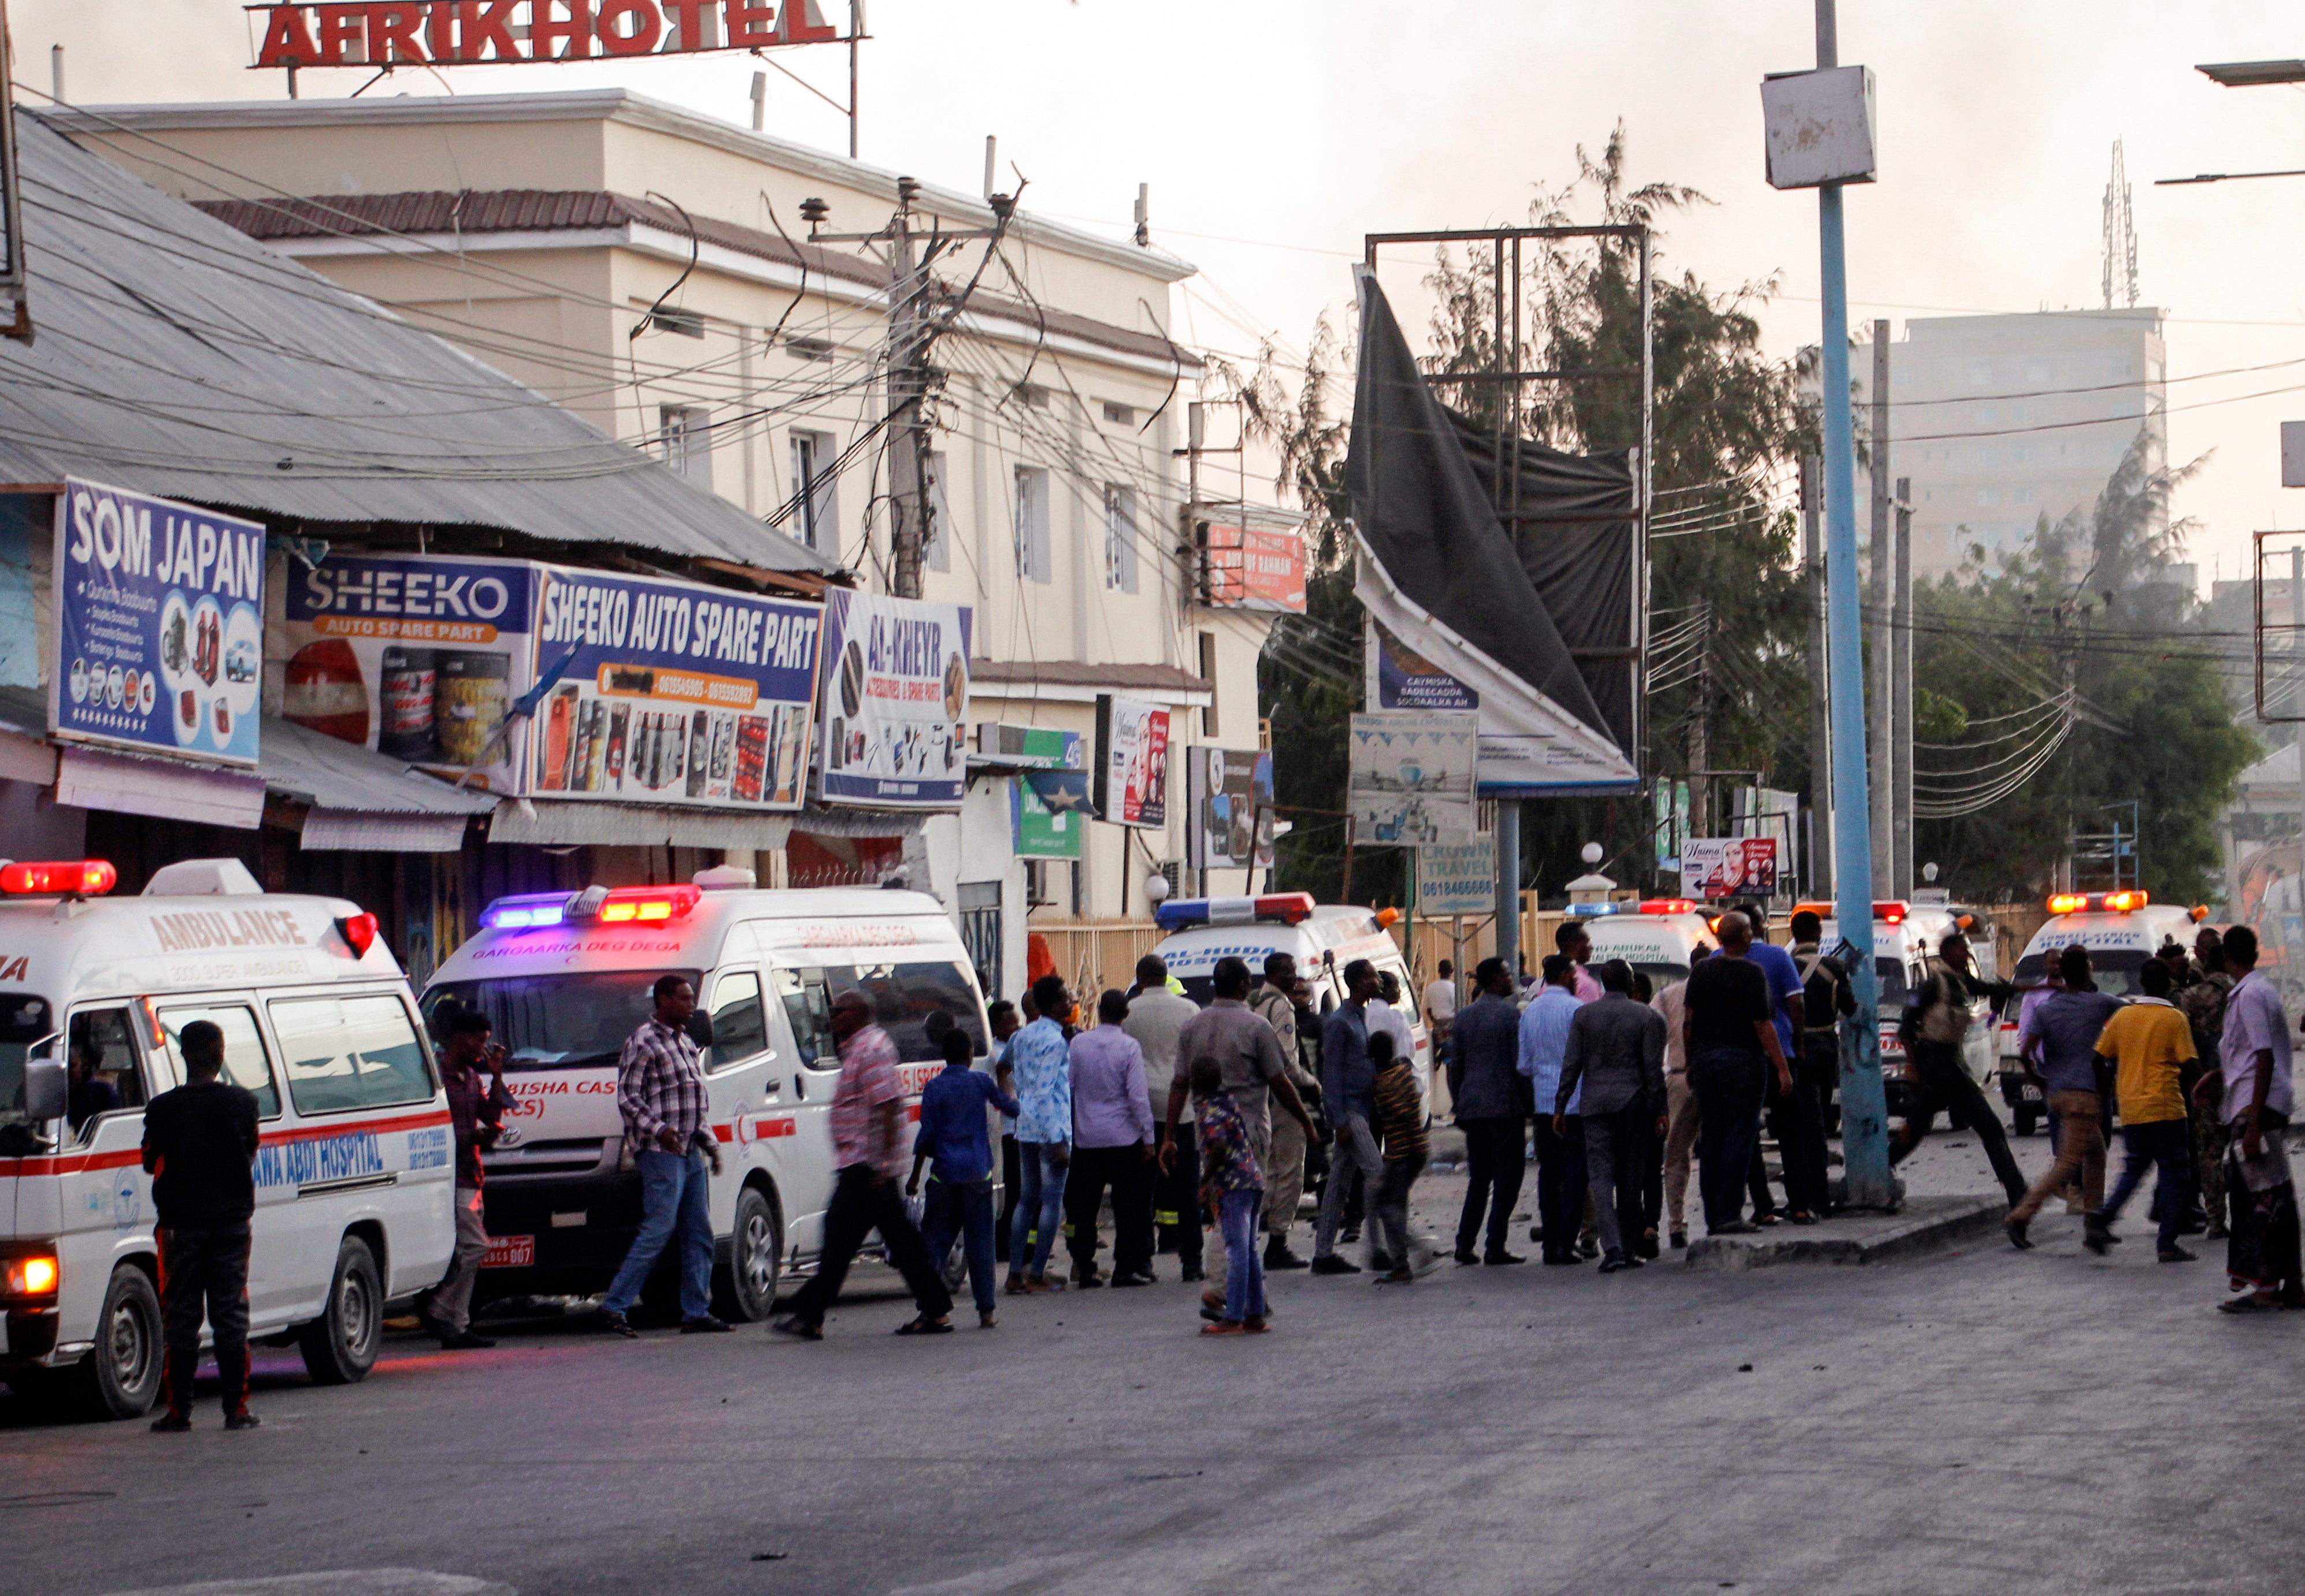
[140,1019,261,1432]
[1681,912,1793,1238]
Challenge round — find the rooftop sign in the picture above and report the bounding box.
[249,1,843,70]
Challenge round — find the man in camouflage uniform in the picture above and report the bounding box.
[1250,951,1315,1270]
[2177,934,2237,1238]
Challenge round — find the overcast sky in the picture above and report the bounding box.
[25,1,2305,590]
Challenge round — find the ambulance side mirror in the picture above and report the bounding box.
[22,1034,65,1123]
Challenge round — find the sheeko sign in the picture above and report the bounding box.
[249,1,843,69]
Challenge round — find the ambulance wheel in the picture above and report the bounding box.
[715,1187,782,1323]
[299,1237,381,1386]
[83,1265,165,1420]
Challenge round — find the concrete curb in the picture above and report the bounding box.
[1683,1196,2006,1270]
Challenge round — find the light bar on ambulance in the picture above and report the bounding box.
[0,859,117,897]
[1793,900,1909,925]
[482,884,703,930]
[1153,892,1316,932]
[597,885,701,923]
[483,892,574,930]
[2047,890,2150,915]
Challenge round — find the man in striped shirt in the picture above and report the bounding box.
[598,974,728,1338]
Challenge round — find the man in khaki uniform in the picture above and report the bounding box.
[1250,951,1314,1270]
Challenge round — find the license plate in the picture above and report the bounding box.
[2020,1083,2043,1102]
[481,1234,535,1269]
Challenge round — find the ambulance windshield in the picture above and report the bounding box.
[424,972,696,1070]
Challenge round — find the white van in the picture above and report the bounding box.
[0,857,452,1420]
[420,876,990,1323]
[1573,899,1719,990]
[1146,893,1429,1097]
[1997,890,2207,1134]
[1806,900,1998,1093]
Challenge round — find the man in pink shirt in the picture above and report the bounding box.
[1558,921,1604,1004]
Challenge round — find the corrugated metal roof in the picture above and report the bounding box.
[260,717,501,817]
[0,114,834,576]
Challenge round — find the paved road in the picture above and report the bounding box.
[16,1118,2287,1596]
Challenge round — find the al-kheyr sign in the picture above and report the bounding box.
[249,1,842,70]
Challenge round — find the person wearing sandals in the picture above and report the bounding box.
[1192,1056,1268,1335]
[2207,927,2302,1313]
[772,992,957,1340]
[909,1029,1019,1329]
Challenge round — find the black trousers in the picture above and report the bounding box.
[1456,1116,1527,1256]
[1154,1124,1203,1267]
[788,1164,954,1327]
[1767,1070,1832,1218]
[1900,1041,2029,1204]
[996,1134,1021,1263]
[1535,1116,1587,1260]
[1066,1143,1155,1279]
[1692,1049,1766,1232]
[158,1220,251,1417]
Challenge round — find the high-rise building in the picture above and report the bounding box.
[1853,308,2167,580]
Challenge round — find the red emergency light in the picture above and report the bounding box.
[336,911,379,958]
[1637,899,1696,915]
[598,885,701,924]
[0,859,118,896]
[2047,890,2150,915]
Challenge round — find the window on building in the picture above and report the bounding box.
[661,405,712,487]
[1102,400,1136,426]
[785,335,835,362]
[1198,630,1220,738]
[922,451,952,574]
[1105,483,1139,593]
[1978,488,1999,507]
[1014,465,1051,583]
[1016,382,1051,411]
[957,881,1002,1003]
[791,430,838,553]
[2012,404,2033,424]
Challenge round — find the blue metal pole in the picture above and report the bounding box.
[1818,180,1893,1208]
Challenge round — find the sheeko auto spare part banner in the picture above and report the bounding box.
[533,566,822,811]
[270,551,539,793]
[818,590,972,810]
[52,478,264,766]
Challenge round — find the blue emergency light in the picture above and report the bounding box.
[1154,892,1317,933]
[482,892,571,930]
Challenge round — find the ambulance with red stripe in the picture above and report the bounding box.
[421,873,989,1322]
[0,856,453,1420]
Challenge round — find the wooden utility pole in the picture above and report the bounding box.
[1867,320,1893,894]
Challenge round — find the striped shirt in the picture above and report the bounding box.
[1373,1061,1427,1163]
[617,1016,707,1150]
[830,1023,906,1174]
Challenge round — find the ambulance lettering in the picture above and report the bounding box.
[0,955,26,983]
[151,909,309,955]
[255,1131,385,1189]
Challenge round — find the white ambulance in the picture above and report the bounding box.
[1146,893,1429,1097]
[1572,899,1720,989]
[1806,900,1999,1096]
[420,875,990,1322]
[1996,890,2208,1134]
[0,857,453,1420]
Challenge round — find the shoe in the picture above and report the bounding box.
[1111,1270,1157,1287]
[1004,1275,1029,1296]
[594,1309,639,1339]
[1598,1250,1629,1274]
[1788,1211,1819,1227]
[1366,1251,1398,1274]
[1263,1240,1310,1270]
[1180,1265,1205,1283]
[894,1315,955,1335]
[1483,1250,1527,1266]
[1200,1320,1247,1337]
[1751,1212,1781,1228]
[1309,1254,1362,1275]
[769,1315,824,1341]
[1637,1234,1661,1260]
[150,1411,191,1433]
[1023,1276,1057,1294]
[1670,1231,1688,1250]
[224,1411,261,1432]
[1453,1248,1480,1265]
[978,1309,998,1328]
[440,1330,498,1349]
[1577,1237,1600,1259]
[2206,1224,2230,1241]
[1242,1316,1270,1334]
[1374,1265,1415,1285]
[1073,1273,1106,1289]
[1339,1228,1361,1245]
[2219,1295,2281,1315]
[2005,1218,2034,1252]
[1529,1225,1544,1245]
[416,1313,455,1342]
[1621,1253,1647,1269]
[2158,1246,2199,1264]
[1541,1252,1580,1266]
[2083,1219,2114,1256]
[680,1315,733,1335]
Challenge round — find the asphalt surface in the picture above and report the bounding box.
[15,1121,2287,1596]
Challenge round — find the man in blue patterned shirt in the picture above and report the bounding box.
[1004,974,1074,1293]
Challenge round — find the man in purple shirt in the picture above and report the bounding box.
[1066,989,1158,1287]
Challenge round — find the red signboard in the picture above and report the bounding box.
[249,1,841,70]
[1201,521,1306,613]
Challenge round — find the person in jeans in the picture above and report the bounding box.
[1450,957,1531,1265]
[1891,932,2026,1206]
[1681,913,1792,1237]
[1004,974,1076,1293]
[2208,926,2301,1311]
[775,992,957,1338]
[2089,957,2199,1261]
[909,1029,1018,1328]
[1124,958,1202,1279]
[142,1019,261,1432]
[598,976,729,1338]
[1557,959,1667,1272]
[1192,1056,1268,1335]
[417,1008,513,1350]
[1065,990,1157,1288]
[987,1000,1023,1264]
[2005,946,2121,1249]
[1519,955,1586,1264]
[1313,959,1386,1275]
[1369,1031,1433,1282]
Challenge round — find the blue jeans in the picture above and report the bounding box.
[604,1148,714,1319]
[921,1175,997,1313]
[1009,1141,1069,1278]
[1220,1190,1266,1322]
[2102,1118,2193,1251]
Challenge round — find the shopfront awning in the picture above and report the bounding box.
[258,717,498,853]
[489,799,795,853]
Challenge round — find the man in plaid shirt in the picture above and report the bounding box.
[774,990,956,1339]
[595,974,731,1338]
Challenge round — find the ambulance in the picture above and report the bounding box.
[1570,899,1720,989]
[420,873,990,1322]
[1806,900,1999,1098]
[1146,893,1430,1097]
[1996,889,2208,1134]
[0,857,453,1420]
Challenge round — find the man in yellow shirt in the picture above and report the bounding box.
[2089,958,2199,1261]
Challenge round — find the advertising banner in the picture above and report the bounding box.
[272,551,539,792]
[818,589,972,810]
[1186,746,1274,871]
[53,478,264,766]
[1347,710,1479,845]
[1199,518,1308,613]
[1681,837,1780,900]
[1417,837,1498,918]
[997,726,1087,859]
[1094,695,1169,829]
[533,566,822,810]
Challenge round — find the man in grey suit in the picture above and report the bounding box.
[1555,959,1669,1272]
[1448,957,1532,1265]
